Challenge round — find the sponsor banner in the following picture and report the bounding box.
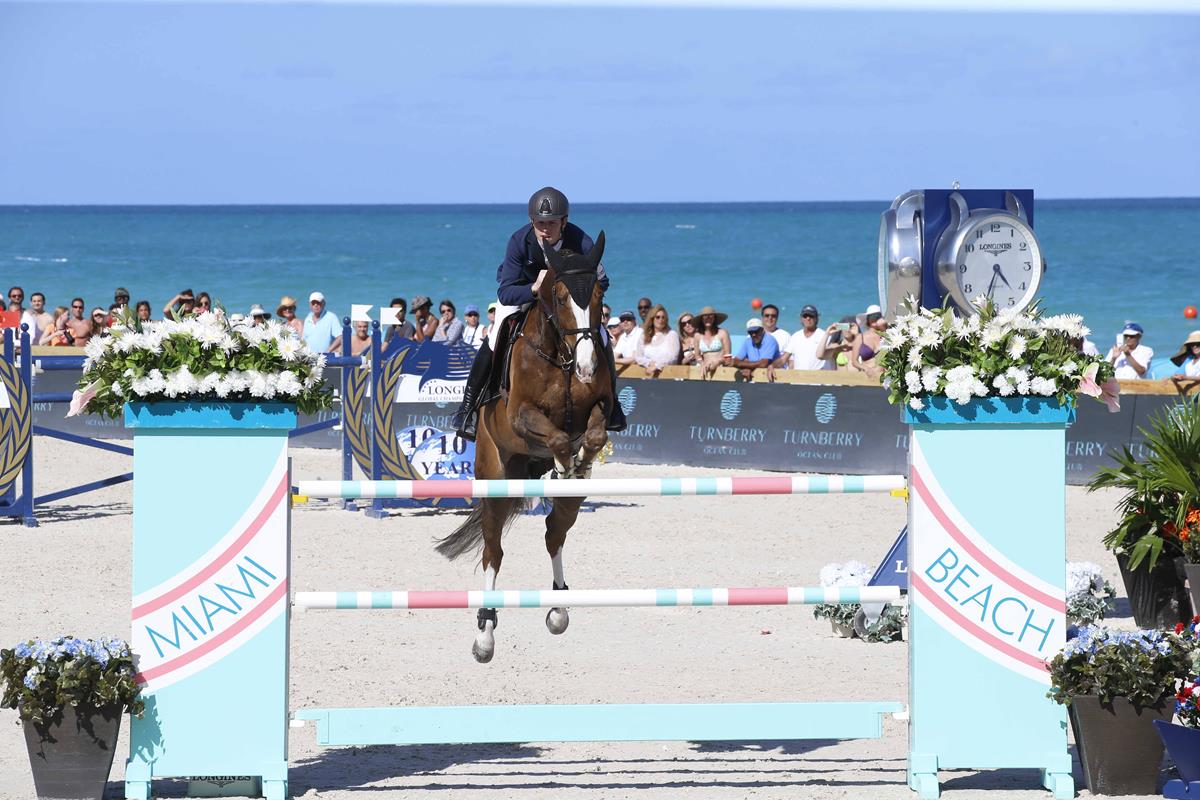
[25,362,1182,484]
[387,339,474,403]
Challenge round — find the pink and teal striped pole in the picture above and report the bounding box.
[295,474,905,500]
[294,585,901,610]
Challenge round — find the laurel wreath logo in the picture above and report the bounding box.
[0,359,32,497]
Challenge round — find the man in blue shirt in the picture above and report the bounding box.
[728,317,780,382]
[303,291,341,353]
[451,186,624,441]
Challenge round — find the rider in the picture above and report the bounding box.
[451,186,627,441]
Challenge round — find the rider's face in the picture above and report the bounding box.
[531,217,565,245]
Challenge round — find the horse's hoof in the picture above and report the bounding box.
[546,607,570,635]
[472,638,495,663]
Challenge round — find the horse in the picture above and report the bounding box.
[435,232,614,663]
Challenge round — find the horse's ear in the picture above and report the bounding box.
[588,231,605,270]
[542,240,563,272]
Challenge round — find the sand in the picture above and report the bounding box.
[0,439,1156,799]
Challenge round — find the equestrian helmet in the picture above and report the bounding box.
[528,187,569,220]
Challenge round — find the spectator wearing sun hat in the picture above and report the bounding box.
[1171,331,1200,380]
[1107,322,1153,379]
[277,295,303,336]
[727,317,781,382]
[248,304,272,327]
[409,295,438,342]
[303,291,341,353]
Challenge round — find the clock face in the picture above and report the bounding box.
[955,216,1040,311]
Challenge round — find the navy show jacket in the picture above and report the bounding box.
[495,222,609,307]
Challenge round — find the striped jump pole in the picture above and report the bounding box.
[295,474,906,500]
[295,585,902,611]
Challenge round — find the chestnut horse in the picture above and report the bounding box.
[435,233,614,662]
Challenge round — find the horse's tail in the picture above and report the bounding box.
[434,497,525,561]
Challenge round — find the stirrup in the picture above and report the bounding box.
[454,408,478,442]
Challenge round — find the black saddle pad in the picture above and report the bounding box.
[490,306,531,398]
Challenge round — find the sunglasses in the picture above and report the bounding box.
[466,312,479,317]
[72,304,84,309]
[281,306,296,312]
[681,318,693,325]
[638,305,651,311]
[92,313,106,320]
[8,294,22,300]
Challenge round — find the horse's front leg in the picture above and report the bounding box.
[513,406,574,478]
[545,496,584,635]
[572,403,609,479]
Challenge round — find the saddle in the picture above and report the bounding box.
[487,306,532,403]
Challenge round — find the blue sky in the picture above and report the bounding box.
[1,2,1196,203]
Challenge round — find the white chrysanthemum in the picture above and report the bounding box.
[1030,376,1057,396]
[1008,334,1027,360]
[920,366,942,393]
[1060,360,1079,375]
[277,337,303,362]
[980,321,1006,349]
[906,346,923,367]
[277,370,303,396]
[916,326,941,349]
[198,372,221,393]
[905,370,923,393]
[908,396,925,411]
[993,373,1016,397]
[197,326,225,349]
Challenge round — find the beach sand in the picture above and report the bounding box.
[0,440,1155,799]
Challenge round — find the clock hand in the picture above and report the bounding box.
[995,263,1013,289]
[985,269,998,299]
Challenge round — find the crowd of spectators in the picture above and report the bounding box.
[7,283,1168,385]
[601,297,894,382]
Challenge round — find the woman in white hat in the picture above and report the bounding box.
[1171,331,1200,379]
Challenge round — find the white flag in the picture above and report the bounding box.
[350,304,373,323]
[379,307,400,327]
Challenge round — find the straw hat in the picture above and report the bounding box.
[277,295,298,315]
[1171,331,1200,366]
[694,305,728,325]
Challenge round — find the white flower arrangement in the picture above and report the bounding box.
[70,310,332,418]
[1065,561,1116,627]
[879,298,1120,412]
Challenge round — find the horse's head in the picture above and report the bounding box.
[539,231,606,384]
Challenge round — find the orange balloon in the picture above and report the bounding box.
[750,297,763,310]
[1186,306,1198,320]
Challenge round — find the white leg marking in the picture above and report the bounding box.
[473,566,497,662]
[547,551,570,634]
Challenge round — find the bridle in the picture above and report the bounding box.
[526,268,601,374]
[519,266,602,438]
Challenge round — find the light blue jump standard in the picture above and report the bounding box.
[124,402,295,800]
[905,397,1074,799]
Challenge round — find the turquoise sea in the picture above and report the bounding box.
[3,200,1197,376]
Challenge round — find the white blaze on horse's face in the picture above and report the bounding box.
[571,294,597,383]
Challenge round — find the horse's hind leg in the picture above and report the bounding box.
[544,496,584,635]
[473,496,515,663]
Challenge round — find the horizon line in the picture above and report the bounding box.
[2,195,1199,208]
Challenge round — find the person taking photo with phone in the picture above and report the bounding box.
[777,304,835,371]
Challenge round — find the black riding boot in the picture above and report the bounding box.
[604,342,627,432]
[452,341,493,442]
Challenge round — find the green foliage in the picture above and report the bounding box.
[1089,398,1200,570]
[1047,626,1190,708]
[1,636,144,725]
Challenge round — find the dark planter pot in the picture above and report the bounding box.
[1185,563,1200,619]
[1154,719,1200,797]
[1116,552,1191,629]
[1070,695,1173,795]
[22,704,123,800]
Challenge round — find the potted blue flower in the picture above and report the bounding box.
[1,636,144,800]
[1048,625,1190,795]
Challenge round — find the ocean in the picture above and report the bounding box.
[3,199,1197,377]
